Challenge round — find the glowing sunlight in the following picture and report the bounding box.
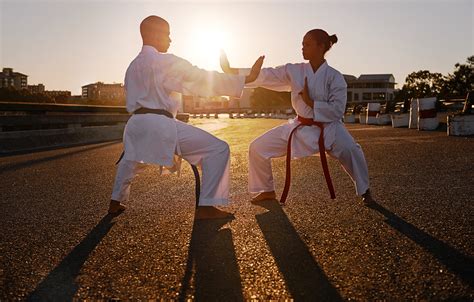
[190,28,228,71]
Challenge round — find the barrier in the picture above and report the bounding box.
[366,103,380,125]
[391,113,410,128]
[417,97,439,130]
[448,114,474,136]
[359,111,367,124]
[377,113,391,125]
[409,99,418,129]
[344,114,356,123]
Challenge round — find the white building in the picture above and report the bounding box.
[344,74,396,103]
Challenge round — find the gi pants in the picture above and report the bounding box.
[249,122,369,196]
[111,120,230,206]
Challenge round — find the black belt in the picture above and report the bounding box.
[133,107,174,118]
[116,108,201,207]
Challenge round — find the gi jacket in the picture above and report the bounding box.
[240,61,347,157]
[123,46,245,171]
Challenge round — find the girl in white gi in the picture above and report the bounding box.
[221,29,375,205]
[109,16,264,219]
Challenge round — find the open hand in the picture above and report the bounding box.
[245,55,265,84]
[220,50,238,74]
[299,77,314,108]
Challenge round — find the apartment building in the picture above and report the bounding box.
[82,82,125,100]
[0,68,28,90]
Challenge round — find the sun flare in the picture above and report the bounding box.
[190,28,229,70]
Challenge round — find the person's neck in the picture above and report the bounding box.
[143,42,158,52]
[309,58,326,73]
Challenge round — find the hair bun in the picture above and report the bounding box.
[330,34,338,44]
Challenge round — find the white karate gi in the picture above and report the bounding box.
[111,46,245,205]
[242,61,370,196]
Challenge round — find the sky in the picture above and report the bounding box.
[1,0,472,95]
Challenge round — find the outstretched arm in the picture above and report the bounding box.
[221,50,264,84]
[220,50,291,91]
[161,54,254,98]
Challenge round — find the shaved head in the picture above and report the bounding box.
[140,15,171,52]
[140,15,168,40]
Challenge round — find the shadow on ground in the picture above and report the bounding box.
[255,199,343,301]
[179,216,243,301]
[27,214,116,301]
[369,202,474,289]
[0,141,119,175]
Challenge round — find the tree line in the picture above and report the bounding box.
[394,56,473,101]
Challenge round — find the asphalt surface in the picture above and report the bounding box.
[0,118,473,301]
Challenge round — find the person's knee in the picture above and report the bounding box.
[350,143,363,156]
[332,141,359,160]
[250,135,267,153]
[217,139,230,157]
[249,139,261,157]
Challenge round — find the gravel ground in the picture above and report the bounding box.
[0,118,473,301]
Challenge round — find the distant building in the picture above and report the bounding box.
[182,95,194,112]
[344,74,396,103]
[28,83,70,100]
[27,84,45,94]
[0,68,28,90]
[182,95,229,112]
[81,82,125,101]
[44,90,71,98]
[228,88,253,110]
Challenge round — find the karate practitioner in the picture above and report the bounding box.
[221,29,376,205]
[109,15,264,219]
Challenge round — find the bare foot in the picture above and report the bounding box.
[251,191,276,203]
[108,200,126,214]
[361,189,376,206]
[195,206,234,220]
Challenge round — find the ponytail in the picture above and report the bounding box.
[307,29,338,53]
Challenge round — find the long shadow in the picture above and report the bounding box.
[368,202,474,288]
[255,200,342,301]
[178,216,243,302]
[27,214,117,301]
[0,141,119,175]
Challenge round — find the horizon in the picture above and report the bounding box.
[1,0,472,95]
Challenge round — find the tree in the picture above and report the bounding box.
[250,87,291,110]
[403,70,447,99]
[442,56,474,97]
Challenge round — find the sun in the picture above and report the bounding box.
[190,28,229,71]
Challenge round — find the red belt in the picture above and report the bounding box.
[280,116,336,204]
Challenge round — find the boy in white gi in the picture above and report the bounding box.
[221,29,376,205]
[109,15,264,219]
